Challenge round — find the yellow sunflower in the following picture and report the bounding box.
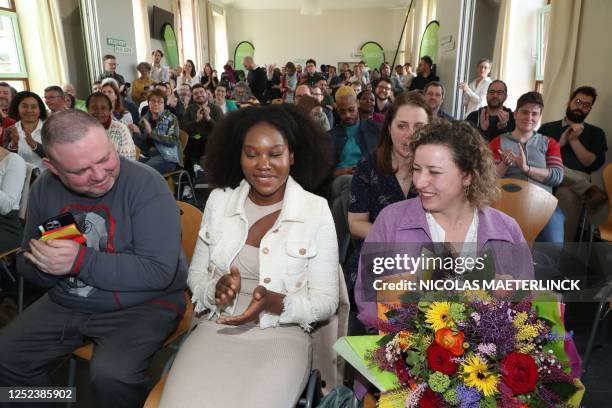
[425,302,454,331]
[461,354,500,397]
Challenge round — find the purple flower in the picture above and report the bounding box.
[461,302,517,355]
[456,385,480,408]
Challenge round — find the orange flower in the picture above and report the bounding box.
[434,328,465,356]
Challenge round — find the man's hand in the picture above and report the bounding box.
[23,239,80,276]
[496,109,509,128]
[196,105,211,123]
[142,119,152,135]
[567,123,584,142]
[217,285,285,326]
[215,266,241,307]
[479,108,490,131]
[333,167,353,177]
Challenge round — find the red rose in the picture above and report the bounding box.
[500,352,539,394]
[426,343,458,375]
[419,387,445,408]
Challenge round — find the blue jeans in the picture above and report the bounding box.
[536,205,565,243]
[141,155,177,174]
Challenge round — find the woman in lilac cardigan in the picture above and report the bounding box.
[355,121,533,328]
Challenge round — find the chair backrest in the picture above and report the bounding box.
[603,164,612,201]
[491,178,558,244]
[177,200,203,264]
[135,145,141,161]
[178,130,189,154]
[599,164,612,241]
[311,265,350,393]
[18,163,37,220]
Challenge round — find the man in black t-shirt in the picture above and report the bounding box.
[539,86,608,240]
[243,56,267,104]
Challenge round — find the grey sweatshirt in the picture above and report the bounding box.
[17,157,187,313]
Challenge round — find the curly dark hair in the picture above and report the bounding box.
[205,104,331,192]
[408,120,499,208]
[8,91,48,122]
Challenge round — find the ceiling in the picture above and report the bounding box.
[216,0,410,10]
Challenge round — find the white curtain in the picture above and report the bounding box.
[491,0,511,80]
[15,0,68,94]
[541,0,582,123]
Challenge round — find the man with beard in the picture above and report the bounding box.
[539,86,608,241]
[408,56,439,91]
[466,80,515,141]
[243,56,267,104]
[181,84,222,186]
[374,78,393,115]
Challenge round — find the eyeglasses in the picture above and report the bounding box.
[487,90,506,95]
[573,98,593,109]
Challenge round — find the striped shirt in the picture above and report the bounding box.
[489,132,563,192]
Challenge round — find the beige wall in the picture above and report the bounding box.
[226,8,407,68]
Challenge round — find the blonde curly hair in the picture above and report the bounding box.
[408,120,499,208]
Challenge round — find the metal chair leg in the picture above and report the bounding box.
[583,285,612,370]
[65,356,77,408]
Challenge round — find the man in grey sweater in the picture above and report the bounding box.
[0,110,187,407]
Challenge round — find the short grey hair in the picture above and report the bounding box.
[41,109,103,158]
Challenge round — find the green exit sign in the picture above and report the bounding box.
[106,38,126,47]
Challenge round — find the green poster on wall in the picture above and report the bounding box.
[360,42,385,71]
[419,21,439,63]
[162,24,179,69]
[234,41,255,71]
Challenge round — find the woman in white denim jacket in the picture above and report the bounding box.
[160,104,339,408]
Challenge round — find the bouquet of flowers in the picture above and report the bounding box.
[344,291,584,407]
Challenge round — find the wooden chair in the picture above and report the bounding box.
[491,178,558,244]
[66,201,203,407]
[582,164,612,369]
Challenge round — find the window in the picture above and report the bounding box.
[535,5,551,82]
[0,0,28,90]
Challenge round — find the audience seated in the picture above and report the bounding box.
[0,145,26,253]
[460,58,492,117]
[43,85,67,115]
[176,59,200,88]
[86,92,137,160]
[212,84,238,114]
[132,62,155,105]
[347,93,432,291]
[0,110,187,408]
[0,82,17,143]
[62,83,86,111]
[101,80,134,128]
[423,81,454,120]
[465,79,515,141]
[158,104,338,407]
[133,89,182,173]
[357,90,384,123]
[296,94,330,132]
[355,120,532,328]
[200,63,219,92]
[489,91,565,243]
[539,86,608,241]
[3,91,47,172]
[373,78,393,115]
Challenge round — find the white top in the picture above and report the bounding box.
[176,75,200,88]
[425,208,479,272]
[151,64,170,83]
[188,176,339,330]
[217,101,228,114]
[15,120,45,172]
[0,151,26,214]
[463,77,491,118]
